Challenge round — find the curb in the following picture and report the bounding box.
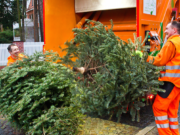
[135,122,156,135]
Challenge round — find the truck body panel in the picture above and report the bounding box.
[44,0,179,55]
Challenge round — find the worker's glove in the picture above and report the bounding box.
[135,50,143,58]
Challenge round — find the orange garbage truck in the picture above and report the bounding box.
[43,0,179,56]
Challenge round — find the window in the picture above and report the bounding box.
[30,14,33,21]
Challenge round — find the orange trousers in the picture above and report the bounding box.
[153,86,180,135]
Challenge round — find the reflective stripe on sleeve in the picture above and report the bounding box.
[166,65,180,70]
[161,73,180,78]
[170,125,179,129]
[169,117,178,122]
[155,115,168,121]
[157,123,169,128]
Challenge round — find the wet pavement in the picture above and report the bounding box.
[0,117,24,135]
[117,105,155,128]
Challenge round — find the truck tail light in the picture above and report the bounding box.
[148,94,154,99]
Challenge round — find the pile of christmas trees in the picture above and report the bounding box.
[60,20,164,122]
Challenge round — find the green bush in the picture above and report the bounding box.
[0,29,13,43]
[14,29,20,37]
[0,51,83,135]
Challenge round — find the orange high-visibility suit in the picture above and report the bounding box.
[7,54,26,66]
[147,35,180,135]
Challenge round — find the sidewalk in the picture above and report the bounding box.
[145,126,159,135]
[139,124,180,135]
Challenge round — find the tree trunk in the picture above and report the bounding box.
[17,0,22,41]
[34,0,39,42]
[0,24,3,32]
[22,0,25,41]
[38,0,44,42]
[0,0,4,32]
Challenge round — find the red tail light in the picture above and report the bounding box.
[148,94,154,99]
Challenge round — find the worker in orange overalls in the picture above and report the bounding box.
[147,21,180,135]
[7,44,26,66]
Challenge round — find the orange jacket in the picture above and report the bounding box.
[7,54,26,66]
[147,35,180,88]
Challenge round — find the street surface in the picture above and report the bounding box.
[0,105,179,135]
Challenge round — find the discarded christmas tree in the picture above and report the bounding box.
[60,20,164,122]
[0,51,84,135]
